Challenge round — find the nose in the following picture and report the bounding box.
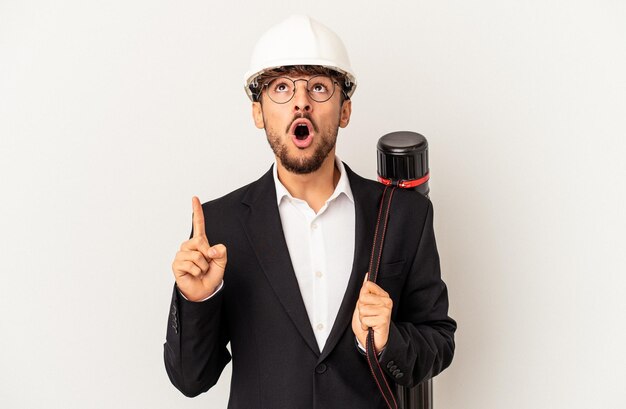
[292,81,312,113]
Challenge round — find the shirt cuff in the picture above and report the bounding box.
[177,280,224,302]
[355,335,385,357]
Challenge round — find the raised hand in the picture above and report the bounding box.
[171,196,227,301]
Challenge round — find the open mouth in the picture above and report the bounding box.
[289,118,314,148]
[294,123,310,140]
[289,118,315,149]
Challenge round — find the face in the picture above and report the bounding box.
[252,73,352,175]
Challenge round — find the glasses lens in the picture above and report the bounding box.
[266,77,294,104]
[307,75,335,102]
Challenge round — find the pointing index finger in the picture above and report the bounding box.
[192,196,206,239]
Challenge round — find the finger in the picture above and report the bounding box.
[362,281,389,298]
[357,305,369,331]
[176,260,203,278]
[363,272,372,286]
[197,238,212,259]
[360,315,387,329]
[360,274,371,297]
[180,237,211,259]
[358,304,390,317]
[358,293,392,307]
[353,303,367,331]
[208,244,227,269]
[192,196,206,239]
[180,250,210,273]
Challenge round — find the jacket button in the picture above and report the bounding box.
[393,369,400,376]
[387,361,395,369]
[315,363,327,374]
[390,365,397,371]
[395,372,403,379]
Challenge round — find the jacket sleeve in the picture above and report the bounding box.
[163,282,231,397]
[378,201,456,387]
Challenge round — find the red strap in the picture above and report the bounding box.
[377,173,429,189]
[365,185,399,409]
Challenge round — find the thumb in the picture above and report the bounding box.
[208,244,227,269]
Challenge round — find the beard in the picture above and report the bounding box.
[265,113,339,175]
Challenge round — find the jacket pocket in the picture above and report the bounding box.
[376,259,406,280]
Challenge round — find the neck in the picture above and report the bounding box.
[276,152,340,213]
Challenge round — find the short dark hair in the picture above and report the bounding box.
[249,65,353,103]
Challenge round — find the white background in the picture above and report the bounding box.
[1,1,625,408]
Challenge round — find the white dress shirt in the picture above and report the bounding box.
[273,156,355,351]
[181,156,376,354]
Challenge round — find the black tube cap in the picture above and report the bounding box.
[377,131,429,181]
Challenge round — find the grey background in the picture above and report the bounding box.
[1,0,625,408]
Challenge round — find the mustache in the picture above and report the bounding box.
[286,113,318,133]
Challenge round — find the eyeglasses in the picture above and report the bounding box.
[260,75,346,104]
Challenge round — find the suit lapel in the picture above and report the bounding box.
[240,163,382,362]
[240,166,321,356]
[319,164,381,363]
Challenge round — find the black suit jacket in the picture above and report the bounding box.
[164,163,456,409]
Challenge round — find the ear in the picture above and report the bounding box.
[252,102,265,129]
[339,99,352,128]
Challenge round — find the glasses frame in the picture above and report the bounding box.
[260,75,348,104]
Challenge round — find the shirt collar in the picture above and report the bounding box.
[272,155,355,206]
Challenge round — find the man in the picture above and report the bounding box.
[164,15,456,409]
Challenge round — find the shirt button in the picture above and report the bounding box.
[316,323,324,331]
[315,271,323,278]
[311,222,318,230]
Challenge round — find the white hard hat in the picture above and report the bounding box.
[244,15,357,101]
